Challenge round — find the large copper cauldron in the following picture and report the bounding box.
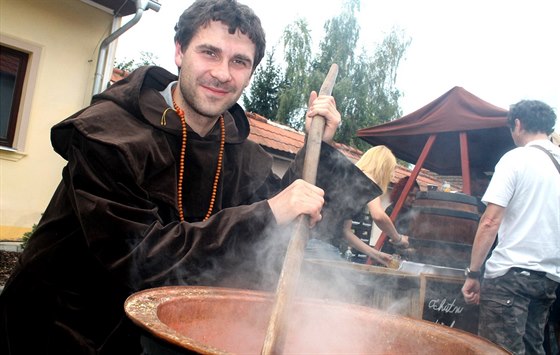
[125,286,508,354]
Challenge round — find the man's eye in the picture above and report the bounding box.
[233,59,249,67]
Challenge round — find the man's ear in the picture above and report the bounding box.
[174,42,184,68]
[515,118,523,132]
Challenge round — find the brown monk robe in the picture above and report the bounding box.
[0,66,378,354]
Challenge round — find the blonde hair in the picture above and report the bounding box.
[355,145,397,193]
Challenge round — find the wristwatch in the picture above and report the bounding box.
[465,267,481,279]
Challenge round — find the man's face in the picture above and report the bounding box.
[471,177,489,198]
[404,187,419,208]
[174,21,255,119]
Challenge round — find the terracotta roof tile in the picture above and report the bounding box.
[247,112,304,155]
[246,112,441,189]
[394,165,441,190]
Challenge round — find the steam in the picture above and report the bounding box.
[130,150,482,352]
[132,204,481,353]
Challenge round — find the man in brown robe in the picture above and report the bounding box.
[0,1,378,354]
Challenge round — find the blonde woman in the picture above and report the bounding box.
[343,146,409,266]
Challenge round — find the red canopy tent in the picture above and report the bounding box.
[357,86,515,175]
[356,86,515,251]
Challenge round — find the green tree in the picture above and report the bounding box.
[338,27,410,150]
[313,0,360,75]
[242,49,282,120]
[114,51,159,72]
[276,18,313,130]
[274,0,410,150]
[369,28,410,122]
[311,0,363,147]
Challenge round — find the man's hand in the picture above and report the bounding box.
[305,91,341,144]
[462,278,481,305]
[267,179,325,226]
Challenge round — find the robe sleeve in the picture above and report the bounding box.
[62,129,277,291]
[283,142,382,243]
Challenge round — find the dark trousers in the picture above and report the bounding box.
[479,268,558,355]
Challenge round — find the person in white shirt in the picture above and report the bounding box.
[462,100,559,355]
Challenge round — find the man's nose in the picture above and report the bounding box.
[210,60,232,83]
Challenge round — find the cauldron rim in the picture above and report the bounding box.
[124,285,508,354]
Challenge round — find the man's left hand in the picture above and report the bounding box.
[462,278,481,305]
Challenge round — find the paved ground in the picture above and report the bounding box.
[0,242,22,292]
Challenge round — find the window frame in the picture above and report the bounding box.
[1,45,28,148]
[0,35,42,160]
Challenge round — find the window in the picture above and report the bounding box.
[0,36,41,158]
[1,45,28,148]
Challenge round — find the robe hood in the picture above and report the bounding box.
[52,66,251,158]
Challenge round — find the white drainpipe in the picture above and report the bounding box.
[92,0,161,97]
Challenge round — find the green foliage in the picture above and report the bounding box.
[244,0,411,150]
[314,0,360,75]
[114,51,159,71]
[276,19,313,130]
[242,50,281,120]
[243,19,312,131]
[20,223,38,250]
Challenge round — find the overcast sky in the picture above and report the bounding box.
[115,0,560,131]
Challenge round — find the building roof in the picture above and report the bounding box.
[88,0,142,16]
[246,112,304,157]
[246,112,441,189]
[394,165,443,190]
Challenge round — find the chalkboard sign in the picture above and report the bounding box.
[420,274,479,334]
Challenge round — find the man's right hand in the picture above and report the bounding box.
[304,91,340,145]
[267,179,325,226]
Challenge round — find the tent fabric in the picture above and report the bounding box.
[357,86,516,175]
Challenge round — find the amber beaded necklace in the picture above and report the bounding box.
[171,98,225,222]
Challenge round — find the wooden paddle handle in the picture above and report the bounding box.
[261,63,339,355]
[302,63,340,184]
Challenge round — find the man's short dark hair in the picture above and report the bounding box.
[470,169,489,181]
[507,100,557,135]
[390,176,419,204]
[174,0,266,71]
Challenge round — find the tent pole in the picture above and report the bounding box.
[370,134,438,257]
[460,132,471,195]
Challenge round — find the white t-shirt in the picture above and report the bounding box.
[482,139,560,282]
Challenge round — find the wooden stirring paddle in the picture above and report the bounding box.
[261,63,339,355]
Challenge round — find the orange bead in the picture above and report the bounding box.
[172,92,224,222]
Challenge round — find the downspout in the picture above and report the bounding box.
[92,0,161,96]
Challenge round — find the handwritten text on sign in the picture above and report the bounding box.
[428,298,464,314]
[421,275,479,334]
